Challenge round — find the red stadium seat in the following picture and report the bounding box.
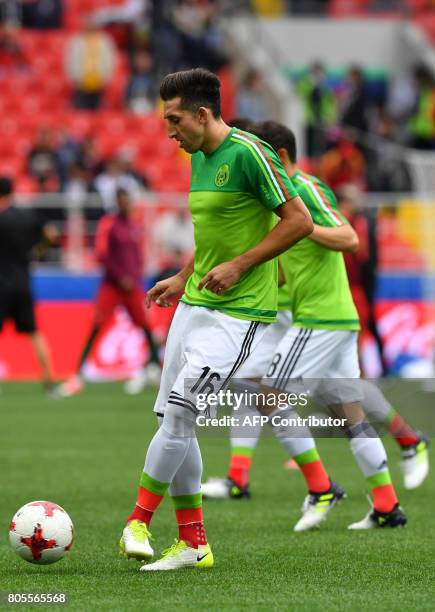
[0,157,25,179]
[0,26,187,197]
[15,175,39,194]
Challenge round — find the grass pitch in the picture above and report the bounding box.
[1,382,434,611]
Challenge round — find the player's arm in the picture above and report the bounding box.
[198,197,313,294]
[308,223,359,252]
[146,257,194,308]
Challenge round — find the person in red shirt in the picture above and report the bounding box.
[57,188,160,397]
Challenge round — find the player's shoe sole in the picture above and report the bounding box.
[140,540,213,571]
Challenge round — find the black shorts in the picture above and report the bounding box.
[0,282,36,333]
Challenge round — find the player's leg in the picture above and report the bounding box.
[122,304,267,569]
[141,434,212,571]
[202,313,292,499]
[359,379,429,489]
[29,331,54,389]
[202,379,261,500]
[260,327,346,531]
[13,285,55,392]
[120,305,188,561]
[319,332,406,528]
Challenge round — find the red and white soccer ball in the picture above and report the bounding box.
[9,501,74,565]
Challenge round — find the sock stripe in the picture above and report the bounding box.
[140,472,170,496]
[231,446,254,458]
[367,471,392,488]
[171,493,202,510]
[294,447,320,466]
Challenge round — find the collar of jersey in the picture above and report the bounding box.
[203,126,235,158]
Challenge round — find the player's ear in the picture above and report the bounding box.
[277,147,288,165]
[197,106,209,124]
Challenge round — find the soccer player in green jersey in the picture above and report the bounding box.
[203,121,408,530]
[119,69,317,571]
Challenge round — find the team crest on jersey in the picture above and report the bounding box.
[215,164,230,187]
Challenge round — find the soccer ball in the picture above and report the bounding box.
[9,501,74,565]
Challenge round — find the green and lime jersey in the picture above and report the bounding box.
[279,170,360,331]
[277,282,292,312]
[181,127,298,323]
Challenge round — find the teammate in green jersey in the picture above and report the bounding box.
[119,69,316,571]
[203,121,409,530]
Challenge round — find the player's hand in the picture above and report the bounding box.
[198,261,243,295]
[145,274,186,308]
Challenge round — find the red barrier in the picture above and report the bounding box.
[0,301,176,381]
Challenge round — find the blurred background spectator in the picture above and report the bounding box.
[297,62,337,159]
[0,22,28,75]
[27,127,59,192]
[20,0,64,29]
[407,63,435,150]
[236,69,269,122]
[172,0,227,71]
[94,155,143,211]
[125,49,156,114]
[319,133,367,192]
[65,20,116,110]
[340,65,370,137]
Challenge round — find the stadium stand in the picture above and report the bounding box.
[0,1,191,195]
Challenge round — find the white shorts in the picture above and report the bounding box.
[154,302,268,416]
[263,327,362,404]
[237,310,292,378]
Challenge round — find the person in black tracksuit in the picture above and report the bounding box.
[0,176,58,392]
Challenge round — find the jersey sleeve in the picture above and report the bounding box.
[237,133,298,210]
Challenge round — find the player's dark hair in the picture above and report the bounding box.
[0,176,13,196]
[229,117,256,132]
[254,121,297,163]
[160,68,221,118]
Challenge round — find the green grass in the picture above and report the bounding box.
[1,383,434,611]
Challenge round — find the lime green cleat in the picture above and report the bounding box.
[140,539,214,571]
[120,520,154,562]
